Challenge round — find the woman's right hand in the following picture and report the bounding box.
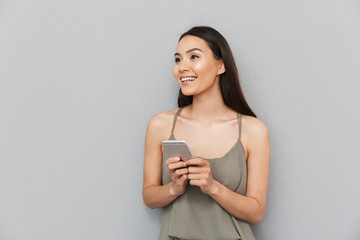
[166,157,189,196]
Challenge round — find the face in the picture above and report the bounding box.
[173,35,225,97]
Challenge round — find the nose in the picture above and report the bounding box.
[179,60,189,72]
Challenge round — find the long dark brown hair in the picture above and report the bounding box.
[177,26,256,118]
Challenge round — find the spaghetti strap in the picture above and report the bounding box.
[170,107,184,138]
[237,112,242,139]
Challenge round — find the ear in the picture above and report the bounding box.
[217,60,225,75]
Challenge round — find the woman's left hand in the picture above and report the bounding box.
[186,158,217,195]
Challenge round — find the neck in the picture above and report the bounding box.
[188,81,232,120]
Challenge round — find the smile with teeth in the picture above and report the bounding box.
[181,76,197,82]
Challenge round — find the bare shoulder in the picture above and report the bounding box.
[241,115,270,160]
[241,115,269,141]
[148,109,178,130]
[146,109,179,140]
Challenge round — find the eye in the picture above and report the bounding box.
[174,57,181,63]
[190,55,199,60]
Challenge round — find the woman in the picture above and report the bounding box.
[143,26,270,240]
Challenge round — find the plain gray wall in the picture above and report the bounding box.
[1,0,359,239]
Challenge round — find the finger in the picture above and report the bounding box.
[187,166,201,174]
[174,173,188,184]
[187,173,202,180]
[175,167,189,176]
[187,165,211,174]
[169,167,188,179]
[186,158,208,167]
[168,161,187,171]
[189,179,202,186]
[180,174,188,181]
[165,157,181,165]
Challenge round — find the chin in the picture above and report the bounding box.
[180,89,195,96]
[181,92,193,96]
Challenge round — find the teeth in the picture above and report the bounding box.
[181,77,197,82]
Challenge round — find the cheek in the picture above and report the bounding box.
[192,61,206,72]
[173,65,178,78]
[193,60,216,75]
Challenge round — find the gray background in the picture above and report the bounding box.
[1,0,359,239]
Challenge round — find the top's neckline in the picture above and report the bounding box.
[169,107,243,161]
[169,136,240,161]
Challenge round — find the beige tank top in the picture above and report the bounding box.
[159,108,255,240]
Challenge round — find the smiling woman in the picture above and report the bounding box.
[142,26,271,240]
[173,38,225,97]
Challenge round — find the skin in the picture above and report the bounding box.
[142,35,271,225]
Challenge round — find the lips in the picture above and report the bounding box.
[180,76,197,82]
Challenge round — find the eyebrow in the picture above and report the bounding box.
[174,48,203,56]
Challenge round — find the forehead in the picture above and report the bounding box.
[176,35,211,53]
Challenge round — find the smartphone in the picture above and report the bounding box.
[162,140,194,161]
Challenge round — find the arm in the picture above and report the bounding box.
[142,114,189,209]
[187,118,270,224]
